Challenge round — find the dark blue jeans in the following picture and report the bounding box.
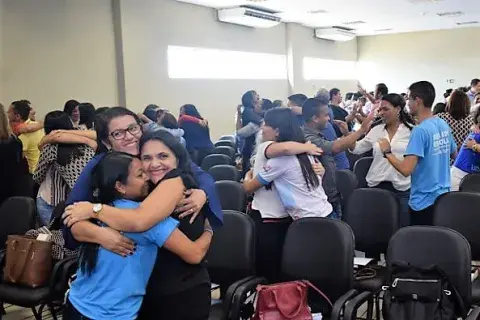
[373,182,410,227]
[63,299,91,320]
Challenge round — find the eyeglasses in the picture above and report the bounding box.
[110,123,141,140]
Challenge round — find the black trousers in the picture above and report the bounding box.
[249,209,292,284]
[409,205,434,226]
[137,283,211,320]
[63,300,91,320]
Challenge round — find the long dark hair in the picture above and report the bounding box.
[140,130,197,189]
[381,93,415,131]
[79,152,136,275]
[181,104,203,120]
[79,103,96,129]
[263,108,319,190]
[242,90,257,109]
[94,107,142,154]
[44,111,84,165]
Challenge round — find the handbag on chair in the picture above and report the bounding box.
[253,280,333,320]
[3,235,53,288]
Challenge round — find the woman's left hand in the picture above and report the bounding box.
[62,202,95,227]
[312,161,325,176]
[177,189,207,223]
[465,138,476,150]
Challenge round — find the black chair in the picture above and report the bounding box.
[0,255,78,320]
[212,146,236,162]
[281,218,365,319]
[347,226,479,320]
[215,140,236,150]
[434,192,480,305]
[335,170,358,215]
[0,197,37,251]
[215,181,247,212]
[219,135,235,143]
[201,154,231,172]
[208,210,266,320]
[344,188,400,319]
[353,157,373,189]
[460,174,480,193]
[208,165,241,182]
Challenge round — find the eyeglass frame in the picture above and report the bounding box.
[109,123,142,140]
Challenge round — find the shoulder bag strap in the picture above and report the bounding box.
[272,284,307,319]
[8,240,33,282]
[305,280,334,308]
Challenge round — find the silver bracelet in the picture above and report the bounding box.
[204,227,214,235]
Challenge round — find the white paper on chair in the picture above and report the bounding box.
[354,257,373,266]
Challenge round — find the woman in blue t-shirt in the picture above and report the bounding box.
[451,107,480,191]
[64,151,213,320]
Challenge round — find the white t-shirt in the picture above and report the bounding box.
[252,141,288,219]
[257,154,333,220]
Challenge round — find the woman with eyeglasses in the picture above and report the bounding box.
[61,107,222,318]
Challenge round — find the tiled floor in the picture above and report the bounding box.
[3,304,61,320]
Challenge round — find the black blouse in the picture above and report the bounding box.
[144,168,210,297]
[0,135,24,201]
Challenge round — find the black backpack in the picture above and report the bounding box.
[382,262,466,320]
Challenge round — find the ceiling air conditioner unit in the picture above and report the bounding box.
[217,7,281,28]
[314,27,356,42]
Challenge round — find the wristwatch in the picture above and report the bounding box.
[92,203,103,219]
[383,149,392,158]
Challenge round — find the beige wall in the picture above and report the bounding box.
[1,0,118,118]
[119,0,289,139]
[287,23,358,97]
[357,27,480,103]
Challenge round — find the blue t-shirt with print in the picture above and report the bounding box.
[320,106,350,170]
[405,117,456,211]
[68,199,179,320]
[454,133,480,173]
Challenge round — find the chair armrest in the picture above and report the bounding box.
[228,276,267,320]
[0,250,5,267]
[343,291,373,320]
[49,256,78,292]
[465,306,480,320]
[331,289,358,320]
[220,275,256,317]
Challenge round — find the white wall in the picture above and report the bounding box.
[287,23,358,97]
[357,27,480,103]
[1,0,118,117]
[119,0,289,139]
[0,0,359,138]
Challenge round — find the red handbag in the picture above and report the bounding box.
[253,280,333,320]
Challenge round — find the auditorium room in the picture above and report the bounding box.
[1,0,480,319]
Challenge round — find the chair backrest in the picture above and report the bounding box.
[335,170,358,209]
[345,188,399,257]
[0,197,37,250]
[214,140,236,150]
[207,210,256,277]
[387,226,471,312]
[212,146,236,160]
[282,218,355,302]
[208,165,241,182]
[434,192,480,260]
[201,154,231,171]
[353,157,373,189]
[219,135,236,143]
[459,173,480,193]
[215,181,247,212]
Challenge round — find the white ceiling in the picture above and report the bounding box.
[177,0,480,35]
